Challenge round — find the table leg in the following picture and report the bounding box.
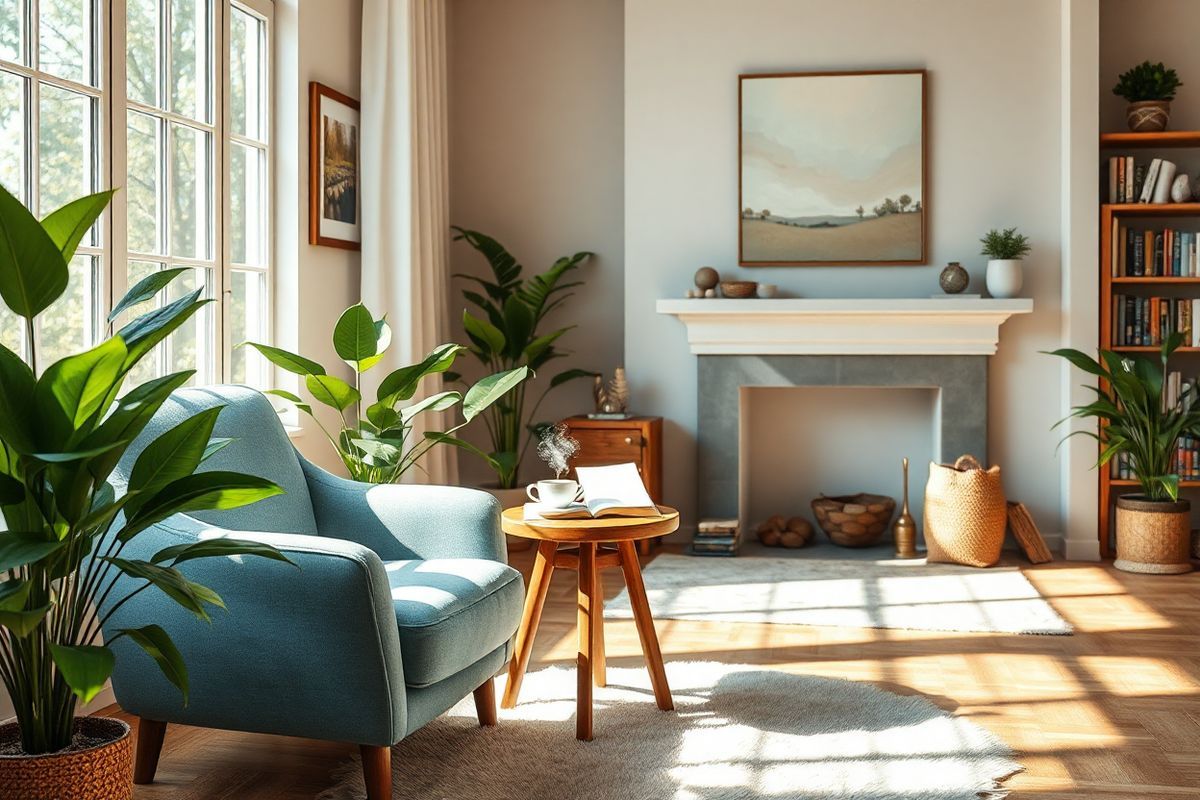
[593,567,606,688]
[618,540,674,711]
[577,542,600,740]
[503,540,557,709]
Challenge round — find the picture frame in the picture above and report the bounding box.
[738,69,927,266]
[309,82,361,250]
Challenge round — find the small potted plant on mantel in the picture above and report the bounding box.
[1113,60,1183,133]
[1051,334,1198,574]
[980,226,1031,299]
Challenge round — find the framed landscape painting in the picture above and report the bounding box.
[309,82,361,250]
[739,70,926,266]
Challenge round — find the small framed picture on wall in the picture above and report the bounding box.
[309,82,361,250]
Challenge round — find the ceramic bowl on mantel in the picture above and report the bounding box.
[720,280,758,299]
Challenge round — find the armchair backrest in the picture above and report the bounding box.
[114,385,319,535]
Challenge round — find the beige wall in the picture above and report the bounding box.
[625,0,1066,536]
[1101,0,1200,132]
[448,0,625,486]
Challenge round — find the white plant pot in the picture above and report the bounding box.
[985,259,1023,299]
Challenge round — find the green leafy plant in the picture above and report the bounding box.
[452,227,596,489]
[1113,61,1183,103]
[1050,333,1200,501]
[243,304,529,484]
[979,227,1032,260]
[0,185,288,755]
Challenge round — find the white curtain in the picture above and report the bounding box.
[360,0,457,485]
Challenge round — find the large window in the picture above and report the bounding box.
[0,0,271,384]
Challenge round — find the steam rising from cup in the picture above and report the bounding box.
[536,423,581,478]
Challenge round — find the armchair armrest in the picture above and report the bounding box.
[299,456,506,563]
[100,515,408,747]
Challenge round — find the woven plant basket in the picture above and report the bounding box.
[1114,495,1193,575]
[923,455,1006,568]
[0,717,133,800]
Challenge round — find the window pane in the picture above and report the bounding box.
[0,304,21,354]
[230,269,266,386]
[169,0,209,122]
[39,84,96,218]
[0,0,24,64]
[0,70,25,198]
[229,7,264,140]
[39,0,91,85]
[121,259,162,387]
[127,110,161,254]
[230,141,264,265]
[169,122,210,258]
[37,253,95,367]
[126,0,159,107]
[165,266,212,383]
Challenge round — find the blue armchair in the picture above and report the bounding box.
[99,386,524,800]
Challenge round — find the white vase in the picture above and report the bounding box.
[985,259,1023,298]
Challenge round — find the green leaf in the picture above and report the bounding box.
[501,296,534,361]
[451,227,524,289]
[117,625,189,704]
[305,374,360,413]
[264,388,313,415]
[119,290,212,367]
[0,604,49,637]
[333,303,379,369]
[0,579,30,611]
[103,558,219,621]
[202,437,233,462]
[41,190,115,263]
[28,440,127,463]
[0,182,70,318]
[376,344,464,402]
[108,266,189,323]
[352,438,403,464]
[365,402,400,431]
[36,335,128,431]
[152,537,295,567]
[129,406,224,495]
[400,390,462,423]
[463,367,530,421]
[0,472,23,505]
[550,368,596,388]
[120,471,284,541]
[240,342,326,376]
[0,344,38,453]
[517,251,591,320]
[50,644,114,704]
[424,432,501,471]
[523,328,572,364]
[0,532,68,572]
[80,370,196,483]
[462,309,506,356]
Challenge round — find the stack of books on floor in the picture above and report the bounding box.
[691,519,740,556]
[1112,295,1197,346]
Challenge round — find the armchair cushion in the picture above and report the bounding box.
[384,559,523,687]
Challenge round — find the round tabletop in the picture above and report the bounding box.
[501,506,680,543]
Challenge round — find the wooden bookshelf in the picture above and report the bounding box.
[1098,131,1200,557]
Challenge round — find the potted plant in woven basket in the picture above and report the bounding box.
[0,186,288,798]
[1051,333,1198,574]
[1113,60,1183,133]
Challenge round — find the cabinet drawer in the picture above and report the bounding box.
[571,429,643,465]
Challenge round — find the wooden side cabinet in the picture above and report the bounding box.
[561,416,664,551]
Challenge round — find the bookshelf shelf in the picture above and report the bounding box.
[1111,276,1200,284]
[1111,346,1200,353]
[1100,131,1200,149]
[1110,479,1200,487]
[1105,202,1200,216]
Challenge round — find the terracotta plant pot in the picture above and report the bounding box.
[0,717,133,800]
[1126,100,1171,133]
[1114,495,1193,574]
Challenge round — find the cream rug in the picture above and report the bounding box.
[319,662,1021,800]
[604,554,1072,635]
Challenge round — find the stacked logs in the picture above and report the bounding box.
[755,515,815,549]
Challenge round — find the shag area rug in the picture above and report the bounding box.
[319,662,1020,800]
[604,554,1072,635]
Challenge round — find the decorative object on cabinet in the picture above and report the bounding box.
[939,261,969,294]
[755,515,815,549]
[1113,60,1182,133]
[980,227,1031,299]
[561,415,664,553]
[924,455,1006,568]
[1006,502,1054,564]
[810,493,895,548]
[893,457,918,558]
[591,367,631,418]
[309,82,361,249]
[720,280,758,298]
[739,70,926,266]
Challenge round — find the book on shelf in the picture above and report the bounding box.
[1109,223,1200,277]
[1110,432,1200,481]
[522,462,659,520]
[1111,295,1197,346]
[1108,155,1186,205]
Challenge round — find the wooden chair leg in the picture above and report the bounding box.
[593,567,606,687]
[360,744,392,800]
[473,677,498,726]
[618,540,674,711]
[503,540,557,709]
[133,718,167,785]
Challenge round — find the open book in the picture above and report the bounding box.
[524,462,660,520]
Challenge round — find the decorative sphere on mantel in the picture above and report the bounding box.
[694,267,719,291]
[939,261,969,294]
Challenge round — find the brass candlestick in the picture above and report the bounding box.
[893,457,918,558]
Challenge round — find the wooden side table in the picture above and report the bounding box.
[500,506,679,741]
[560,415,664,554]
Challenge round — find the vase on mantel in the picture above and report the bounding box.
[985,259,1023,299]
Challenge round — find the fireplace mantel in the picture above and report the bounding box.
[656,297,1033,355]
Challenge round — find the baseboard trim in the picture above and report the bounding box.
[1064,538,1102,561]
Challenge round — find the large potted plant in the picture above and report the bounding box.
[1052,334,1198,574]
[0,186,288,798]
[243,303,529,482]
[980,227,1031,299]
[1113,60,1182,133]
[451,227,596,498]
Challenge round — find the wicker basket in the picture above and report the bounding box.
[924,455,1006,567]
[719,280,758,299]
[1115,495,1193,574]
[0,717,133,800]
[811,493,895,547]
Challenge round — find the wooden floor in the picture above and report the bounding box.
[103,545,1200,799]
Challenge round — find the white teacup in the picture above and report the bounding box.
[527,479,584,508]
